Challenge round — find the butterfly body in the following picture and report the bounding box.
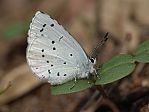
[26,11,96,85]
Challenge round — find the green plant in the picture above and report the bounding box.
[1,19,30,40]
[51,40,149,95]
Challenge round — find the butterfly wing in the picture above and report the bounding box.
[26,11,90,85]
[28,11,88,64]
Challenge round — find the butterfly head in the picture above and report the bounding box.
[89,58,96,65]
[88,57,96,73]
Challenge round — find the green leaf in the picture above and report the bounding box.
[133,40,149,62]
[51,54,136,95]
[95,54,135,85]
[51,79,93,95]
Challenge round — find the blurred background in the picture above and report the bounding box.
[0,0,149,112]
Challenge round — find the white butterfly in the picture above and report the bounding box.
[26,11,96,85]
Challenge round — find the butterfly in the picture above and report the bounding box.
[26,11,96,85]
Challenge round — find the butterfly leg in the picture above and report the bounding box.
[86,74,95,88]
[95,69,100,79]
[70,77,77,89]
[87,75,91,84]
[95,65,101,79]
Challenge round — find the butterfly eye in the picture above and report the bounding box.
[90,58,95,63]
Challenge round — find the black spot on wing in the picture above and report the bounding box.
[41,49,44,52]
[52,41,55,44]
[53,47,56,50]
[40,28,44,32]
[42,75,45,78]
[43,24,46,27]
[70,54,73,56]
[57,72,60,76]
[50,24,54,27]
[48,70,51,74]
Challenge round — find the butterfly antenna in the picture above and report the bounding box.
[90,32,109,58]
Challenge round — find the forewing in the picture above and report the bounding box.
[28,11,88,65]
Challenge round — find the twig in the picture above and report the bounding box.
[79,82,120,112]
[95,85,108,98]
[0,81,11,95]
[79,90,100,111]
[132,63,145,82]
